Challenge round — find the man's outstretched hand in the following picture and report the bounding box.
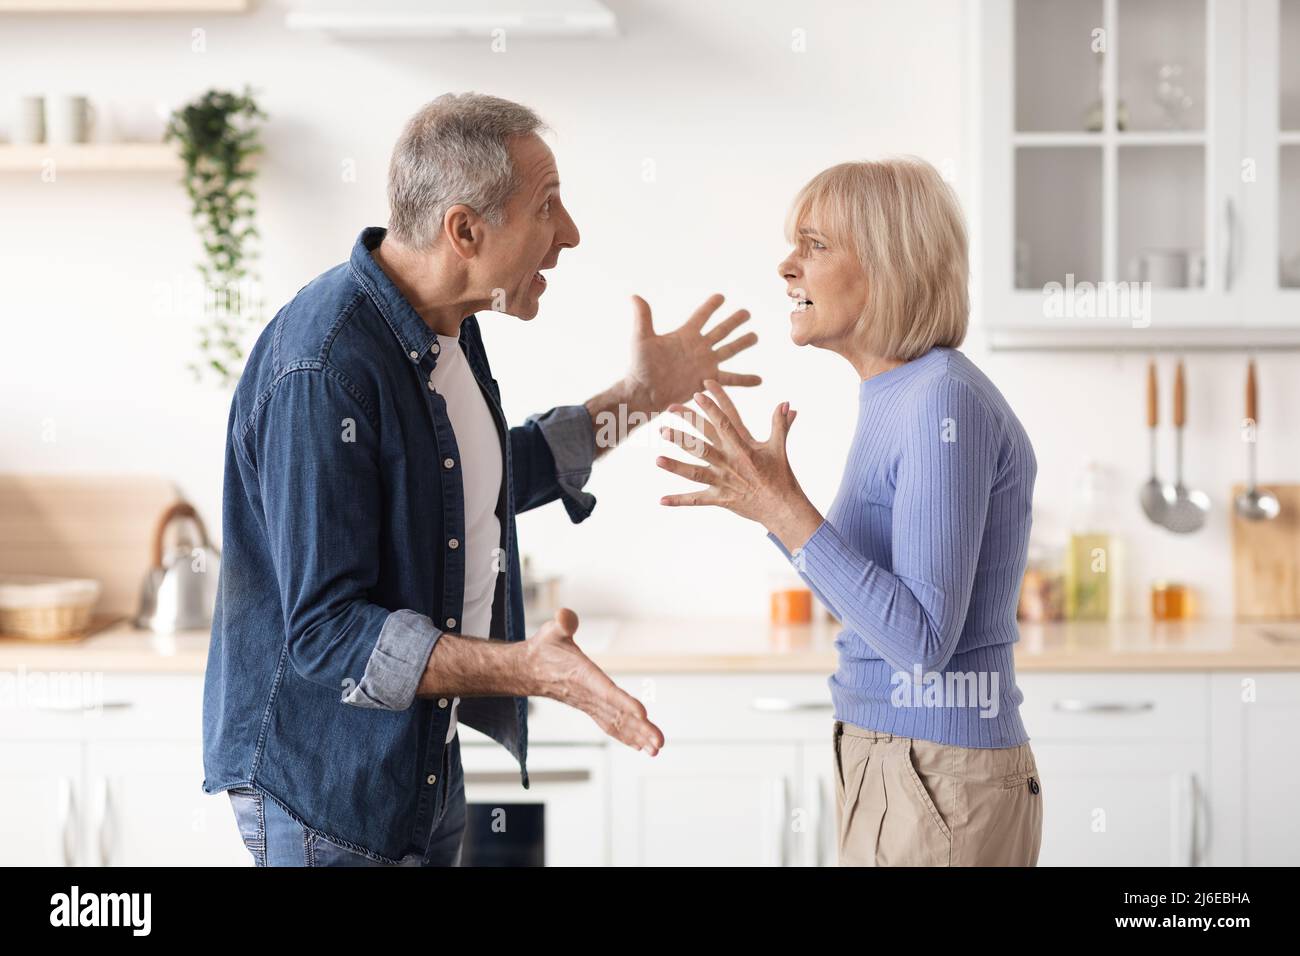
[626,293,762,411]
[524,608,663,756]
[585,293,762,458]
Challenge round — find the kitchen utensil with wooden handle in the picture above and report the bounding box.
[1234,359,1280,521]
[1163,360,1210,533]
[1139,360,1175,525]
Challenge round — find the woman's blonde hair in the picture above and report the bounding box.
[784,157,969,360]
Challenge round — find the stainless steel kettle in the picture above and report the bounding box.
[135,501,221,634]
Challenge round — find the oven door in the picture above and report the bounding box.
[458,742,608,866]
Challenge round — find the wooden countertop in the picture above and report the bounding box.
[2,616,1300,674]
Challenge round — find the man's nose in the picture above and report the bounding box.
[557,206,580,250]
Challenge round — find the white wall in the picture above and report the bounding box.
[2,0,1295,624]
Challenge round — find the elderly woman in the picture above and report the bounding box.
[656,158,1042,867]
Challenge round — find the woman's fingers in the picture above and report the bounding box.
[655,455,718,487]
[705,308,751,345]
[701,379,754,443]
[666,403,720,444]
[659,490,723,508]
[712,331,758,362]
[659,426,715,462]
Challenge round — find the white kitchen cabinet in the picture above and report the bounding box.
[0,666,1295,866]
[609,743,801,866]
[84,740,248,866]
[0,674,246,866]
[0,741,83,866]
[1030,740,1208,865]
[797,740,838,867]
[1017,672,1210,866]
[1208,671,1300,865]
[971,0,1300,348]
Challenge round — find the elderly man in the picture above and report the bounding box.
[201,92,759,866]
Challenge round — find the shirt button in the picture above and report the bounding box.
[426,774,437,785]
[443,457,455,469]
[448,538,459,550]
[446,617,457,628]
[438,698,449,708]
[431,342,441,354]
[409,350,418,360]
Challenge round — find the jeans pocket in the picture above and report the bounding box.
[227,787,266,866]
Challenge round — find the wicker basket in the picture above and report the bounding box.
[0,575,101,640]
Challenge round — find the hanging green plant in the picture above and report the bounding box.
[166,87,267,386]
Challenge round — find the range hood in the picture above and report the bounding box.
[286,0,618,38]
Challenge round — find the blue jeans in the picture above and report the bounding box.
[227,735,466,866]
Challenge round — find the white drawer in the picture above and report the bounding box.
[0,672,205,742]
[1017,673,1208,741]
[609,673,835,742]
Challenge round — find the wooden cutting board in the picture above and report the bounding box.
[0,474,180,618]
[1232,483,1300,619]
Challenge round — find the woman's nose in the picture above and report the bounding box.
[778,255,798,280]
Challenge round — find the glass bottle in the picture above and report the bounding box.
[1064,461,1123,620]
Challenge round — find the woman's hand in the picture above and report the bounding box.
[655,379,824,552]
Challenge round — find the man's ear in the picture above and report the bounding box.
[441,204,483,261]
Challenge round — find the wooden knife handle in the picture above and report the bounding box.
[1173,361,1186,428]
[1246,359,1258,424]
[1146,360,1158,428]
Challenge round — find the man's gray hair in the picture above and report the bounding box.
[387,92,548,250]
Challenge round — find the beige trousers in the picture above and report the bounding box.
[833,720,1042,866]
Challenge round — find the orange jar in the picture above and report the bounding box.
[770,588,813,624]
[1151,581,1195,621]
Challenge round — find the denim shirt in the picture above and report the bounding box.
[201,226,598,863]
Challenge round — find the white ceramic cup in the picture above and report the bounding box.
[46,95,95,145]
[13,95,45,144]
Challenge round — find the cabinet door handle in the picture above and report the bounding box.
[1052,699,1155,714]
[1223,197,1238,292]
[57,777,77,867]
[95,778,115,867]
[34,700,133,713]
[775,776,791,867]
[751,697,833,713]
[815,773,834,868]
[1191,773,1211,867]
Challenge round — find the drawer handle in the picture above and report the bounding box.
[34,700,134,713]
[1052,699,1155,714]
[465,770,590,786]
[751,697,833,713]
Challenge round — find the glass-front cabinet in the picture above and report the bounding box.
[974,0,1300,348]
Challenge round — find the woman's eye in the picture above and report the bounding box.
[811,240,826,250]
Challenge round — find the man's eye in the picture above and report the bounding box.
[541,199,552,215]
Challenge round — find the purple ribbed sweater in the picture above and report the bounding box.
[769,346,1036,748]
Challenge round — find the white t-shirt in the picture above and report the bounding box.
[427,333,503,744]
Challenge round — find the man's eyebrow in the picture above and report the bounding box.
[536,177,561,195]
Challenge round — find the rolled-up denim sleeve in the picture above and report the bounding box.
[509,404,597,522]
[342,609,442,710]
[250,368,436,711]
